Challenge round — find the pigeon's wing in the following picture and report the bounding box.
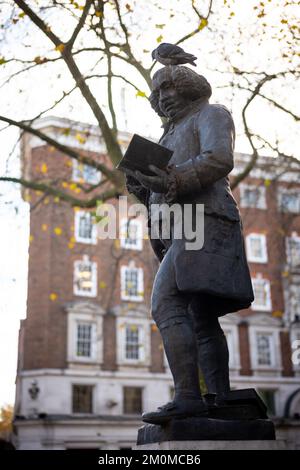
[157,43,185,57]
[173,52,197,60]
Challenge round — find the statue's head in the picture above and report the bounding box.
[149,65,212,119]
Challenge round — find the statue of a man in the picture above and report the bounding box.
[126,65,254,424]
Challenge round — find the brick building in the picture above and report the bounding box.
[14,117,300,449]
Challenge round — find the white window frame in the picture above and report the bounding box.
[250,327,281,371]
[222,326,240,371]
[286,235,300,268]
[290,328,300,373]
[278,187,300,214]
[116,317,150,366]
[67,308,104,365]
[75,321,97,361]
[74,256,97,297]
[75,210,97,245]
[72,160,101,185]
[120,218,143,251]
[246,233,268,263]
[120,264,144,302]
[240,184,266,209]
[251,276,272,311]
[290,284,300,322]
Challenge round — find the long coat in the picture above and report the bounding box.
[126,98,254,316]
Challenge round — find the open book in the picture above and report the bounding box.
[116,134,173,176]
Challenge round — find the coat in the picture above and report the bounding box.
[126,98,254,316]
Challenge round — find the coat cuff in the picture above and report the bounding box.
[165,159,201,203]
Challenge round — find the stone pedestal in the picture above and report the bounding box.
[137,417,275,446]
[134,440,288,451]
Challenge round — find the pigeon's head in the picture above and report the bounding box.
[151,49,156,60]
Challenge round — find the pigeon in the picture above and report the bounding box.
[152,43,197,67]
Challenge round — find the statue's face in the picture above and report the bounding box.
[153,69,189,119]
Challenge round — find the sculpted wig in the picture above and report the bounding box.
[149,65,212,117]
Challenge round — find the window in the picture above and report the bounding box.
[120,218,143,250]
[123,387,142,414]
[116,318,149,366]
[75,211,97,244]
[278,189,300,214]
[256,333,274,366]
[258,389,276,416]
[72,160,101,185]
[251,276,272,311]
[74,256,97,297]
[223,329,235,368]
[286,236,300,268]
[72,385,93,413]
[246,233,268,263]
[125,325,142,360]
[240,184,266,209]
[76,323,95,358]
[120,265,144,301]
[66,302,104,365]
[290,285,300,322]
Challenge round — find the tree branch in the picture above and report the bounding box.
[66,0,93,50]
[0,176,119,208]
[0,115,117,181]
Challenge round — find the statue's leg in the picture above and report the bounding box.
[190,304,230,401]
[150,249,201,403]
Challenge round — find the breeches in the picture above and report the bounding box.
[151,245,223,338]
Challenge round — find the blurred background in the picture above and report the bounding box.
[0,0,299,449]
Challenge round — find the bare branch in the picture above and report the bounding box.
[0,176,120,208]
[67,0,93,50]
[0,115,117,181]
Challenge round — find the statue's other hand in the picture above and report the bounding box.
[135,165,169,193]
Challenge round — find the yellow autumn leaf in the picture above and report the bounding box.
[95,10,103,17]
[272,310,283,318]
[156,34,163,43]
[136,90,147,98]
[54,227,62,235]
[198,18,208,30]
[70,236,76,243]
[42,224,48,231]
[155,24,165,29]
[62,181,68,188]
[264,179,271,187]
[54,196,60,203]
[69,183,77,191]
[75,133,86,144]
[41,163,48,173]
[130,325,138,332]
[29,235,34,243]
[49,293,57,301]
[114,239,120,249]
[55,43,65,53]
[68,242,74,249]
[44,198,49,205]
[99,281,107,289]
[18,12,26,18]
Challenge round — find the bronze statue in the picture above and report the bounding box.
[126,62,254,425]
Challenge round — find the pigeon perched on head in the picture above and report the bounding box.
[152,43,197,67]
